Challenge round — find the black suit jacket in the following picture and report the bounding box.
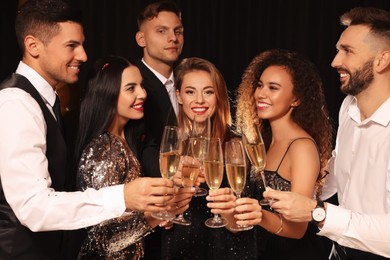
[135,59,177,178]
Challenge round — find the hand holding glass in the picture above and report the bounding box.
[151,126,181,221]
[204,138,228,228]
[225,139,253,231]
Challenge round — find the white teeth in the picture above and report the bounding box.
[257,103,270,108]
[340,73,348,78]
[69,66,79,70]
[192,108,207,112]
[133,105,143,109]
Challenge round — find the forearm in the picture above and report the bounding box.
[12,186,126,231]
[319,203,390,257]
[260,209,307,239]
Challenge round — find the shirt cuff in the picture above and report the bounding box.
[319,203,351,235]
[100,184,127,217]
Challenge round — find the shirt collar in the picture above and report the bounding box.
[141,58,174,86]
[347,95,390,127]
[15,61,57,106]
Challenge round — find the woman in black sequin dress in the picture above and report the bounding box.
[161,57,267,259]
[74,56,192,259]
[209,49,333,259]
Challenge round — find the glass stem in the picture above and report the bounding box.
[213,214,222,223]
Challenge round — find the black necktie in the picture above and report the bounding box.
[53,95,64,133]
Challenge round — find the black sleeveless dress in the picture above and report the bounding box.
[262,138,329,260]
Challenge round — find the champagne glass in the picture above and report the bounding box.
[171,141,201,226]
[151,126,181,221]
[204,137,228,228]
[190,115,210,196]
[242,126,270,206]
[225,139,253,231]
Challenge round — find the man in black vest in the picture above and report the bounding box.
[0,1,175,259]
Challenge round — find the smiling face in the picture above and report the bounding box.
[176,70,216,123]
[331,25,376,96]
[136,11,184,67]
[34,21,87,87]
[254,65,299,122]
[115,66,146,125]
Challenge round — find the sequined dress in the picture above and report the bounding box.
[77,132,153,260]
[261,138,328,260]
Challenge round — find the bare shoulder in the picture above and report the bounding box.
[288,137,319,161]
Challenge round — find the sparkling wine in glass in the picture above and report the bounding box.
[225,139,253,231]
[204,137,228,228]
[242,126,270,206]
[151,126,181,221]
[171,142,200,226]
[190,115,211,197]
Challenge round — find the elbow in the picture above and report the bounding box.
[291,224,308,239]
[16,205,47,232]
[18,214,45,232]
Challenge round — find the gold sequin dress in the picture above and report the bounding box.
[77,132,153,260]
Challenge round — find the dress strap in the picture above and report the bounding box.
[275,137,316,172]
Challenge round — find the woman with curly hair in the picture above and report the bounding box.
[208,49,333,259]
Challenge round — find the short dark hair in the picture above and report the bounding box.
[340,7,390,46]
[137,1,181,29]
[15,0,82,52]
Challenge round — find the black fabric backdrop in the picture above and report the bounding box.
[2,0,390,134]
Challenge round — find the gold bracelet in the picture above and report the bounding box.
[274,214,283,235]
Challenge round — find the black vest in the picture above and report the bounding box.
[0,74,68,259]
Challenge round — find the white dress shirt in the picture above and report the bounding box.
[318,95,390,257]
[0,61,126,231]
[141,59,179,116]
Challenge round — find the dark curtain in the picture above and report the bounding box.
[2,0,390,132]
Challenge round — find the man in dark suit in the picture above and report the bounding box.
[134,1,184,259]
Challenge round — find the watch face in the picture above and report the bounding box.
[313,208,326,222]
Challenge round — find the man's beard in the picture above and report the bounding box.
[341,59,374,96]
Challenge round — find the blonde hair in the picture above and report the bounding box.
[175,57,232,142]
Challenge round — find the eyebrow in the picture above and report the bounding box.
[123,82,137,87]
[337,43,354,51]
[65,40,83,46]
[184,85,214,89]
[259,80,282,87]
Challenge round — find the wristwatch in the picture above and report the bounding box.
[311,200,326,224]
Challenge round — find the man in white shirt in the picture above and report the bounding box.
[0,0,176,259]
[264,7,390,259]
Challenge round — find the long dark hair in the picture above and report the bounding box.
[74,56,136,165]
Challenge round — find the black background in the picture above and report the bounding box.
[2,0,390,127]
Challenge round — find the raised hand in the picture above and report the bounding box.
[263,188,316,222]
[123,177,175,212]
[234,197,263,227]
[206,187,236,216]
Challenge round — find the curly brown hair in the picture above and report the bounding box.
[235,49,333,197]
